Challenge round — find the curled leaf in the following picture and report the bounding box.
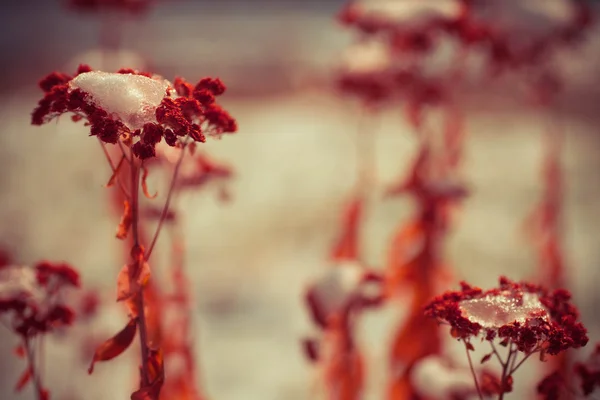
[106,155,126,188]
[141,166,157,199]
[88,318,137,374]
[117,261,151,302]
[116,201,132,240]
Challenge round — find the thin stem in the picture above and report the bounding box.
[118,140,132,165]
[498,343,515,400]
[145,144,188,261]
[98,139,131,199]
[490,341,506,367]
[24,337,44,400]
[129,152,151,388]
[463,340,484,400]
[510,349,536,374]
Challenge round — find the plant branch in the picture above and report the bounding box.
[145,143,188,261]
[24,337,44,400]
[129,151,151,388]
[98,139,131,199]
[463,340,484,400]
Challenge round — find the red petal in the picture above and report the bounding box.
[88,319,137,374]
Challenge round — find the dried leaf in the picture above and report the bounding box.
[301,338,320,363]
[116,201,132,240]
[481,353,492,364]
[131,349,165,400]
[88,318,137,374]
[117,261,151,302]
[106,155,126,188]
[15,367,32,391]
[141,166,157,199]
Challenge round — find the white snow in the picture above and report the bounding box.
[310,260,365,318]
[355,0,460,27]
[411,355,475,399]
[459,291,548,329]
[342,40,391,75]
[0,265,44,305]
[70,71,172,130]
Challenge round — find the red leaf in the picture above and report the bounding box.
[330,198,362,262]
[106,155,126,188]
[141,165,157,199]
[116,201,132,240]
[481,353,492,364]
[88,318,137,374]
[15,367,32,391]
[117,261,151,302]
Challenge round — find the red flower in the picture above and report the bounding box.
[32,66,237,160]
[425,277,588,355]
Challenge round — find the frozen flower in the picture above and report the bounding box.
[424,277,588,355]
[0,261,79,338]
[32,65,237,159]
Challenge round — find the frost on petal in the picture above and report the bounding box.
[459,291,549,329]
[70,71,171,130]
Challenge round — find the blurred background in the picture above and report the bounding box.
[0,1,599,399]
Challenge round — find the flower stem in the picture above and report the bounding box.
[129,155,151,388]
[464,340,484,400]
[145,143,187,261]
[24,337,44,400]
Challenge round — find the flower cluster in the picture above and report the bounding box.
[336,0,593,105]
[425,277,588,355]
[0,261,80,338]
[32,65,237,159]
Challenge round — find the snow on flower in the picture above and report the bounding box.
[424,277,588,355]
[32,65,237,159]
[70,71,172,130]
